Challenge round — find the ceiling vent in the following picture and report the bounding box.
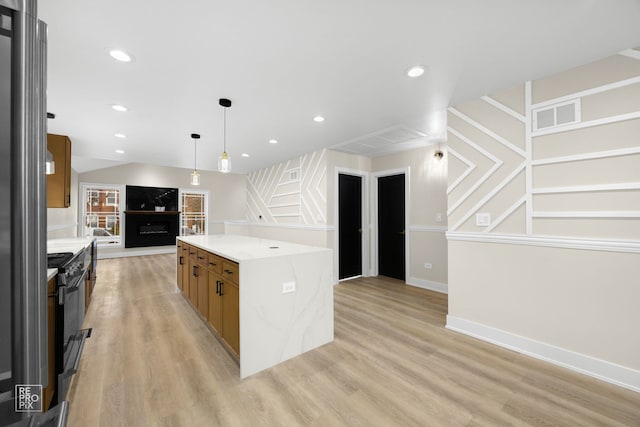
[332,125,429,157]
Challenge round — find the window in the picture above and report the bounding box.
[81,183,124,246]
[180,190,208,236]
[532,99,581,131]
[106,191,118,206]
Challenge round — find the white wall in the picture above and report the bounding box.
[446,51,640,391]
[80,162,247,231]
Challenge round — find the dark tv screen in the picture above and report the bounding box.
[126,185,178,211]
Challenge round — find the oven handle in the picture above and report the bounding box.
[59,328,92,379]
[57,268,88,305]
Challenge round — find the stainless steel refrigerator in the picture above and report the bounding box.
[0,1,64,425]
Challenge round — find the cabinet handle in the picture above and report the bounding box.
[193,265,198,277]
[224,269,233,275]
[219,282,224,296]
[216,280,220,295]
[198,256,205,260]
[209,262,216,267]
[179,256,184,265]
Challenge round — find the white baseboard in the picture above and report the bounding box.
[407,277,448,294]
[97,247,176,259]
[446,315,640,393]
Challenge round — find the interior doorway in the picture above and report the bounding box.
[338,173,363,280]
[377,173,405,281]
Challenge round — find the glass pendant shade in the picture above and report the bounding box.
[190,133,201,185]
[218,98,232,174]
[190,170,201,185]
[45,149,55,175]
[218,151,230,174]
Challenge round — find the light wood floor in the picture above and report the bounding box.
[67,254,640,426]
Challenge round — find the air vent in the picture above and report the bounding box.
[533,99,581,131]
[289,170,299,181]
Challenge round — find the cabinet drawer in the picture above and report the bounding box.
[196,249,208,265]
[207,253,222,274]
[222,260,239,285]
[187,245,197,259]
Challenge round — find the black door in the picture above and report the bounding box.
[378,174,405,281]
[339,174,362,280]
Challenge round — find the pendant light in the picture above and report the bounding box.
[218,98,232,174]
[190,133,201,185]
[45,112,55,174]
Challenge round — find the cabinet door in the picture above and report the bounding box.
[181,245,190,295]
[42,293,56,411]
[188,258,198,307]
[207,271,222,333]
[196,263,208,318]
[46,134,71,208]
[221,281,240,355]
[176,242,183,291]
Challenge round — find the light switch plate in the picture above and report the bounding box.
[282,281,296,294]
[424,263,432,269]
[476,213,491,227]
[436,213,443,223]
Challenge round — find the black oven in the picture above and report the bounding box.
[47,249,92,405]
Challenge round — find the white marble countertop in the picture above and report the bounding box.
[47,237,96,256]
[47,268,57,281]
[177,234,329,262]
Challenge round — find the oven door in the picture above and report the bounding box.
[57,268,90,402]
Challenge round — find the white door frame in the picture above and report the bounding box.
[334,167,370,283]
[371,167,410,280]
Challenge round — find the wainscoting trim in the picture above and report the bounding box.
[446,232,640,254]
[446,315,640,393]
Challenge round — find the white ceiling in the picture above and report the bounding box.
[39,0,640,174]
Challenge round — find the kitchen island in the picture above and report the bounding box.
[177,234,333,378]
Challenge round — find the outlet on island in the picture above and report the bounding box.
[424,263,432,269]
[282,281,296,293]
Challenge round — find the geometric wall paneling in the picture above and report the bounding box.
[448,54,640,247]
[447,91,527,234]
[247,149,327,225]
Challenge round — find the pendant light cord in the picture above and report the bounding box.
[194,137,197,169]
[223,108,227,152]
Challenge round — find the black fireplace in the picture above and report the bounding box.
[124,186,180,248]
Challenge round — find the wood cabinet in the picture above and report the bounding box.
[42,276,57,411]
[177,241,185,292]
[207,270,223,334]
[221,280,239,354]
[46,133,72,208]
[187,246,198,307]
[178,243,240,356]
[196,250,208,318]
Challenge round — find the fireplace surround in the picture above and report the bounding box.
[124,185,180,248]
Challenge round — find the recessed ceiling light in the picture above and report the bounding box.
[407,65,425,78]
[115,149,125,154]
[114,133,126,139]
[313,116,325,123]
[241,153,250,158]
[109,49,132,62]
[268,139,278,144]
[111,104,127,112]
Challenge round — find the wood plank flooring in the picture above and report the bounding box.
[67,254,640,426]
